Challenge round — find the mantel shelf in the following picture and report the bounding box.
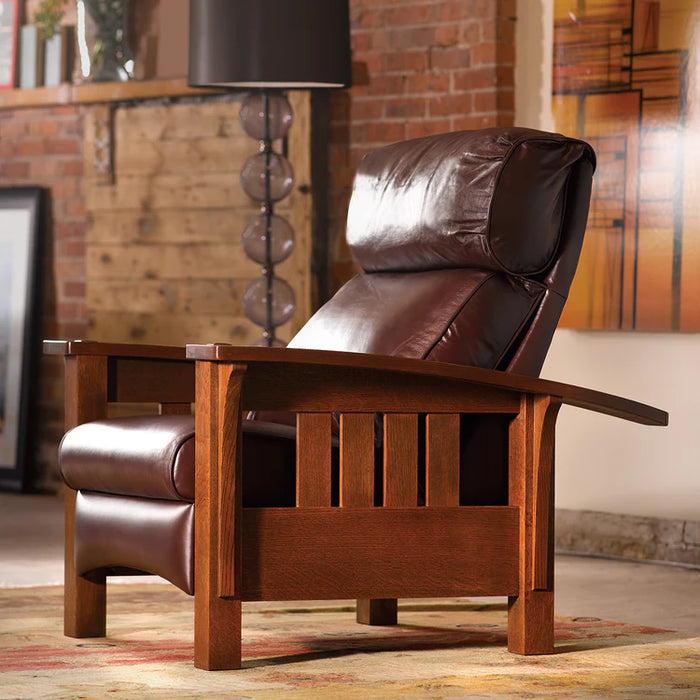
[0,78,221,110]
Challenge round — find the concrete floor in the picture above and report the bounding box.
[1,493,699,636]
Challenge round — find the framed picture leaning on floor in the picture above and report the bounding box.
[0,187,45,491]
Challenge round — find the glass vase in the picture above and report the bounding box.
[76,0,134,82]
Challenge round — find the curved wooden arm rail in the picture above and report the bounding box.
[185,343,667,426]
[44,340,667,670]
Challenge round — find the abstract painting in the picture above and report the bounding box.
[553,0,700,330]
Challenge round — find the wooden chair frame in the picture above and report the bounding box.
[45,340,667,670]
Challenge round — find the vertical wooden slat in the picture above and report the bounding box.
[63,354,108,639]
[383,414,419,507]
[339,413,375,508]
[507,393,560,656]
[296,413,332,507]
[194,360,245,671]
[357,412,418,627]
[426,414,460,506]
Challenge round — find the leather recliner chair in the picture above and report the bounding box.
[47,127,666,670]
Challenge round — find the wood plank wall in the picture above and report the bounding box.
[83,93,313,348]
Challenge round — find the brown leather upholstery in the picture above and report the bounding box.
[61,415,195,502]
[58,127,595,594]
[74,492,195,594]
[347,128,589,276]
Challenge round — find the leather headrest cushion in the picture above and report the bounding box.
[346,127,596,276]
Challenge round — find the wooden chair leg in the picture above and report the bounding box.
[64,488,106,638]
[507,590,554,654]
[356,598,398,626]
[194,596,242,670]
[507,395,560,655]
[194,360,246,670]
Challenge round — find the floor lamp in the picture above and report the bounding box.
[188,0,352,346]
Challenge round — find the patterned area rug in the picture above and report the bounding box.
[1,585,698,698]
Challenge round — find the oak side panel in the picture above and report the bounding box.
[296,413,332,507]
[426,414,460,507]
[241,507,519,600]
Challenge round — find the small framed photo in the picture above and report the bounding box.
[0,0,18,89]
[0,188,45,491]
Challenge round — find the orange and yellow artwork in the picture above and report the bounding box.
[553,0,700,330]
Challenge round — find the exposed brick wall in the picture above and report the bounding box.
[0,106,87,489]
[0,3,517,489]
[328,0,516,292]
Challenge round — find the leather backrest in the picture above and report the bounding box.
[291,127,595,376]
[347,127,595,277]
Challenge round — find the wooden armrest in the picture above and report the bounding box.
[43,339,187,361]
[45,340,194,409]
[186,344,667,427]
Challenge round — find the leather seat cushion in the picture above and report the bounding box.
[60,415,298,505]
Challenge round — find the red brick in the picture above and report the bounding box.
[385,97,426,118]
[0,161,30,178]
[57,239,85,258]
[351,98,384,120]
[435,24,460,46]
[385,51,428,73]
[452,67,498,91]
[54,221,85,240]
[472,42,497,66]
[62,281,86,299]
[54,258,85,279]
[385,4,434,26]
[66,199,87,218]
[15,139,47,157]
[429,94,473,117]
[363,121,406,143]
[460,21,482,44]
[353,8,384,29]
[353,74,405,96]
[429,47,471,70]
[0,121,27,138]
[28,120,59,137]
[51,180,78,199]
[406,119,451,139]
[45,138,80,156]
[405,72,450,94]
[452,114,498,131]
[474,91,498,113]
[61,160,84,177]
[57,302,87,320]
[388,26,436,51]
[30,160,63,179]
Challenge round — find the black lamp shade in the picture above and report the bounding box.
[188,0,352,89]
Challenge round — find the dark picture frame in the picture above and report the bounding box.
[0,187,45,491]
[0,0,18,89]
